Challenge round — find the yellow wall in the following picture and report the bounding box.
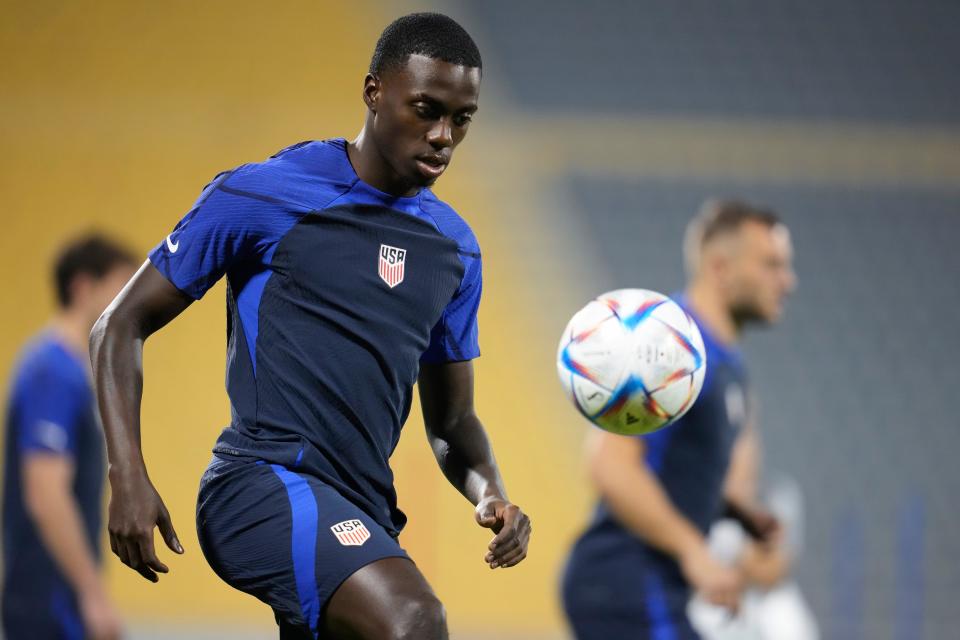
[1,2,590,636]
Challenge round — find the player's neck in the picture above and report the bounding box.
[346,132,419,198]
[684,283,740,346]
[49,309,92,361]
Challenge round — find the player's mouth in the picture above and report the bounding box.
[416,154,448,180]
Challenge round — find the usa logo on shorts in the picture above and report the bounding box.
[378,244,406,288]
[331,519,371,546]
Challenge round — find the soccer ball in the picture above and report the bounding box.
[556,289,707,435]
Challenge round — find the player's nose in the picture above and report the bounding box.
[784,267,798,293]
[427,117,454,148]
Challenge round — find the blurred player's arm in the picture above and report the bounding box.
[24,454,123,639]
[90,261,193,582]
[419,360,532,569]
[722,424,790,587]
[586,430,741,609]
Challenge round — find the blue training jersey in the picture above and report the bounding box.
[567,296,749,590]
[149,138,482,536]
[2,333,104,631]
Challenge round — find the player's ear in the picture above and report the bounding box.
[362,73,381,113]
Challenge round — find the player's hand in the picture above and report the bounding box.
[476,497,531,569]
[107,466,183,582]
[739,541,791,588]
[80,588,124,640]
[680,545,743,612]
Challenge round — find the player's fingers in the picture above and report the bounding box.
[490,530,520,557]
[118,538,135,568]
[488,533,516,567]
[489,516,520,550]
[138,533,169,574]
[712,588,740,614]
[489,546,516,568]
[499,526,532,565]
[493,508,530,547]
[486,531,526,563]
[491,532,530,566]
[115,535,130,566]
[123,538,158,582]
[157,506,184,554]
[725,593,741,616]
[109,532,119,557]
[496,544,528,568]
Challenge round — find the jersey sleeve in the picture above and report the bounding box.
[148,170,261,299]
[16,366,87,457]
[421,252,482,363]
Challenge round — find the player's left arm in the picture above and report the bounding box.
[418,360,532,569]
[723,422,791,587]
[723,423,777,538]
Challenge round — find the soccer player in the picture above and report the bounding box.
[561,200,797,639]
[89,13,531,640]
[3,235,135,640]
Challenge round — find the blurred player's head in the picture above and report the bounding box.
[362,13,482,192]
[684,199,796,325]
[54,233,137,327]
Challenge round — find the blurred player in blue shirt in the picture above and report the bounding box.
[89,13,530,640]
[3,235,135,640]
[562,200,797,639]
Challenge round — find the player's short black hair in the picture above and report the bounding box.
[54,233,136,308]
[369,12,482,75]
[684,199,783,274]
[696,199,780,245]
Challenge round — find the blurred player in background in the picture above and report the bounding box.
[561,200,798,639]
[90,12,530,640]
[3,235,135,640]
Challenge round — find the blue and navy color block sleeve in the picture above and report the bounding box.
[421,252,482,363]
[148,168,313,300]
[16,364,87,457]
[148,170,260,300]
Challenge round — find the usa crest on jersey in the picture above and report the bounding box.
[330,519,371,546]
[378,244,406,288]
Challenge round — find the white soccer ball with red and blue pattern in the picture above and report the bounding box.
[556,289,707,435]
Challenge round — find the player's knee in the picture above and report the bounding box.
[386,592,447,640]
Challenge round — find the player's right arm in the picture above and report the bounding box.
[585,429,742,610]
[24,456,123,639]
[90,262,194,582]
[18,366,123,638]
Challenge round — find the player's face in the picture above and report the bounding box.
[728,222,796,324]
[368,54,480,191]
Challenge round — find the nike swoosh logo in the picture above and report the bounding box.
[166,234,180,253]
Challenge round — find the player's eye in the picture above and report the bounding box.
[453,113,473,127]
[413,102,438,120]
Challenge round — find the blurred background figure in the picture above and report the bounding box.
[560,200,799,639]
[2,235,136,639]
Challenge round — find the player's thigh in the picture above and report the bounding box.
[322,556,447,640]
[197,458,308,626]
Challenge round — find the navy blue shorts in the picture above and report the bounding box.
[196,455,409,638]
[2,583,83,640]
[562,551,700,640]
